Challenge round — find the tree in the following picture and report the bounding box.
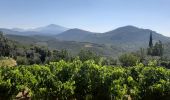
[158,40,163,56]
[147,31,164,57]
[34,46,51,63]
[51,49,71,62]
[16,56,28,65]
[0,32,19,58]
[149,32,153,48]
[78,50,101,63]
[148,40,163,57]
[119,53,139,67]
[134,48,146,62]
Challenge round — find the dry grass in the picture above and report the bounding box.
[0,57,17,67]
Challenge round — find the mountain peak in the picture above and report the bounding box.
[122,25,138,28]
[106,25,142,34]
[46,24,62,28]
[62,28,94,34]
[115,25,140,31]
[69,28,88,32]
[28,24,69,35]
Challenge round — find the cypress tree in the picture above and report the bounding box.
[149,32,153,48]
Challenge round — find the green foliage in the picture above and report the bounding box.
[148,40,164,57]
[51,49,71,62]
[0,33,73,65]
[102,57,117,66]
[0,60,169,99]
[1,31,170,99]
[119,53,139,67]
[160,61,170,68]
[134,48,146,62]
[78,50,100,62]
[0,31,17,57]
[16,56,28,65]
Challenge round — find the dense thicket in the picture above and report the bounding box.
[0,60,170,100]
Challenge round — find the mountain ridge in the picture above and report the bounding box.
[0,24,69,36]
[55,25,170,51]
[1,25,170,51]
[29,24,69,35]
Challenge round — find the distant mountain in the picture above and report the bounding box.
[1,25,170,52]
[103,25,170,43]
[0,28,44,36]
[11,28,25,32]
[56,28,95,41]
[29,24,69,35]
[0,24,69,36]
[56,25,170,50]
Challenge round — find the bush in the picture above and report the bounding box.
[16,56,28,65]
[119,53,139,67]
[0,60,169,99]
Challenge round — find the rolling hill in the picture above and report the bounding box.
[4,34,124,58]
[56,25,170,50]
[1,25,170,57]
[56,28,95,41]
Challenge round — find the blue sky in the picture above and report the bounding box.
[0,0,170,36]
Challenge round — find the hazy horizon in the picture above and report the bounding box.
[2,24,169,37]
[0,0,170,36]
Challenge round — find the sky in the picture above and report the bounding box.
[0,0,170,36]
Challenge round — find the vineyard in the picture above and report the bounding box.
[0,60,170,100]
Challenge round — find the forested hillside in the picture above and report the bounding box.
[4,33,125,58]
